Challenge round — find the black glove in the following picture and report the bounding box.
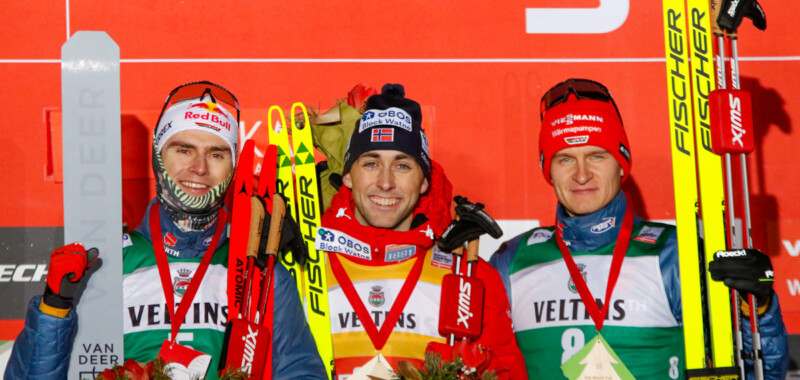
[717,0,766,32]
[41,243,100,316]
[709,248,774,305]
[437,196,503,253]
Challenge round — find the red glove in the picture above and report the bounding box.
[40,243,99,317]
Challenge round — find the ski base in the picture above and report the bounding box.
[685,366,740,380]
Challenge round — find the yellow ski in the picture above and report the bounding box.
[663,0,736,377]
[268,106,305,298]
[291,103,334,379]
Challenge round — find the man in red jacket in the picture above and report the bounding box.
[315,83,527,379]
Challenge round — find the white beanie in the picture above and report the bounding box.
[154,97,239,166]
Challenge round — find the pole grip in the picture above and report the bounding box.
[247,196,267,259]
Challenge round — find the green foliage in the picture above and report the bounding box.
[394,352,498,380]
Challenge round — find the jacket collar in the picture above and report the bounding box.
[134,199,227,259]
[556,191,630,252]
[321,160,452,264]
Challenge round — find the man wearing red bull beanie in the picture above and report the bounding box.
[5,81,325,380]
[489,78,788,379]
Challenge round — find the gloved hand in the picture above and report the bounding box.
[717,0,766,32]
[40,243,99,317]
[709,248,774,306]
[437,196,503,253]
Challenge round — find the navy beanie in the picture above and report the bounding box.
[342,83,431,180]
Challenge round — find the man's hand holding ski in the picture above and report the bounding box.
[710,249,775,311]
[40,243,99,318]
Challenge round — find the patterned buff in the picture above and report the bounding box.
[152,92,239,230]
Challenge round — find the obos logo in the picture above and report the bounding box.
[565,135,589,145]
[319,229,335,242]
[173,268,193,296]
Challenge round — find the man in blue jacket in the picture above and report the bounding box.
[489,78,788,379]
[5,81,326,379]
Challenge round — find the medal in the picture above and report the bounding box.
[561,333,635,380]
[555,193,635,378]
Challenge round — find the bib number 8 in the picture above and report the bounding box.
[668,356,679,379]
[561,328,585,364]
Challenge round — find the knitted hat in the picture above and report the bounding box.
[342,84,431,180]
[154,97,239,167]
[539,94,631,184]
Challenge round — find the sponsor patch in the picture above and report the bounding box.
[420,131,429,155]
[359,107,413,132]
[565,135,589,145]
[315,227,372,260]
[368,285,386,307]
[385,244,416,262]
[173,268,193,296]
[164,232,177,247]
[527,229,554,245]
[619,142,631,162]
[122,233,133,248]
[633,226,664,244]
[550,113,604,127]
[590,217,616,234]
[371,128,394,142]
[430,246,454,270]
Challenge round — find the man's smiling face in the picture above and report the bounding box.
[161,130,233,198]
[343,150,429,231]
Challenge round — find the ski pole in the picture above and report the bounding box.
[243,196,267,321]
[709,5,746,374]
[711,1,768,377]
[255,194,287,325]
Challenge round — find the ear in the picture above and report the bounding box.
[343,173,353,189]
[619,167,625,178]
[419,177,429,195]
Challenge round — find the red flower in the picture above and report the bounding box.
[347,84,377,113]
[97,359,148,380]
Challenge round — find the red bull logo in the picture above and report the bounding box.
[189,101,224,114]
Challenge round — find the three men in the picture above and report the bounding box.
[316,84,528,379]
[6,82,326,379]
[489,78,789,379]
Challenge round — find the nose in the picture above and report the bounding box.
[376,166,395,191]
[573,159,591,184]
[189,154,208,175]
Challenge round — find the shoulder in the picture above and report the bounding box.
[489,226,554,274]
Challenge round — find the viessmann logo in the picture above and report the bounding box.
[526,1,629,34]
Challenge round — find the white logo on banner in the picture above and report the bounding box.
[782,239,800,257]
[525,0,629,34]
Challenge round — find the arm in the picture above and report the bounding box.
[741,293,789,380]
[474,259,529,380]
[4,296,76,380]
[270,263,328,379]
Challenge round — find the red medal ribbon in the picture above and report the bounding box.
[328,249,426,351]
[555,192,634,331]
[149,204,228,342]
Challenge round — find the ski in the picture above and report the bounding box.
[61,31,124,379]
[291,103,334,379]
[268,106,307,305]
[228,139,256,320]
[662,0,737,377]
